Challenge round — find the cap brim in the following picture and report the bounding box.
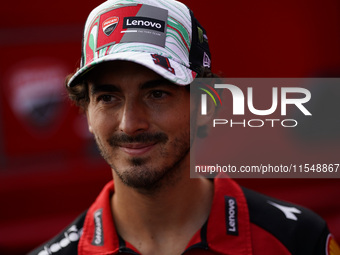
[67,51,196,87]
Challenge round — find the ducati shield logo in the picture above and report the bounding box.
[102,16,119,36]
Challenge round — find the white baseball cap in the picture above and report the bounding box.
[67,0,211,87]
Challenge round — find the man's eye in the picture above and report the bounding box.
[151,90,168,99]
[97,95,115,102]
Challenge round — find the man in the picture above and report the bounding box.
[29,0,339,254]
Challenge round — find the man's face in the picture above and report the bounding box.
[86,61,192,191]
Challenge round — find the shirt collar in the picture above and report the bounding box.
[204,178,253,255]
[78,178,252,255]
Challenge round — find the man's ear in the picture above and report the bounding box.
[196,94,217,127]
[192,94,218,138]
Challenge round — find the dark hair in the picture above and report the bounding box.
[65,73,90,112]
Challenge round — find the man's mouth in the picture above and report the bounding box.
[119,143,156,156]
[108,132,168,156]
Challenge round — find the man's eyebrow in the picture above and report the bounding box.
[140,79,176,89]
[90,84,121,95]
[90,79,176,95]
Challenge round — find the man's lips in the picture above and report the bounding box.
[118,143,156,156]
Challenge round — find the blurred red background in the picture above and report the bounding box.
[0,0,339,254]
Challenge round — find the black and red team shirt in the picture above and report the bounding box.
[29,178,340,255]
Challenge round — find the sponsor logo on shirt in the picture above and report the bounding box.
[37,225,81,255]
[92,208,104,246]
[267,201,301,221]
[225,196,239,236]
[326,234,340,255]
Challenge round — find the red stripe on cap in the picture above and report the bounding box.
[167,24,190,52]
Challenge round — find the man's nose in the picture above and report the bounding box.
[118,99,149,135]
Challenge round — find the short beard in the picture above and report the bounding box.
[94,131,190,194]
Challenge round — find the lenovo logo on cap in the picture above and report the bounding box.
[102,16,119,36]
[123,17,165,32]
